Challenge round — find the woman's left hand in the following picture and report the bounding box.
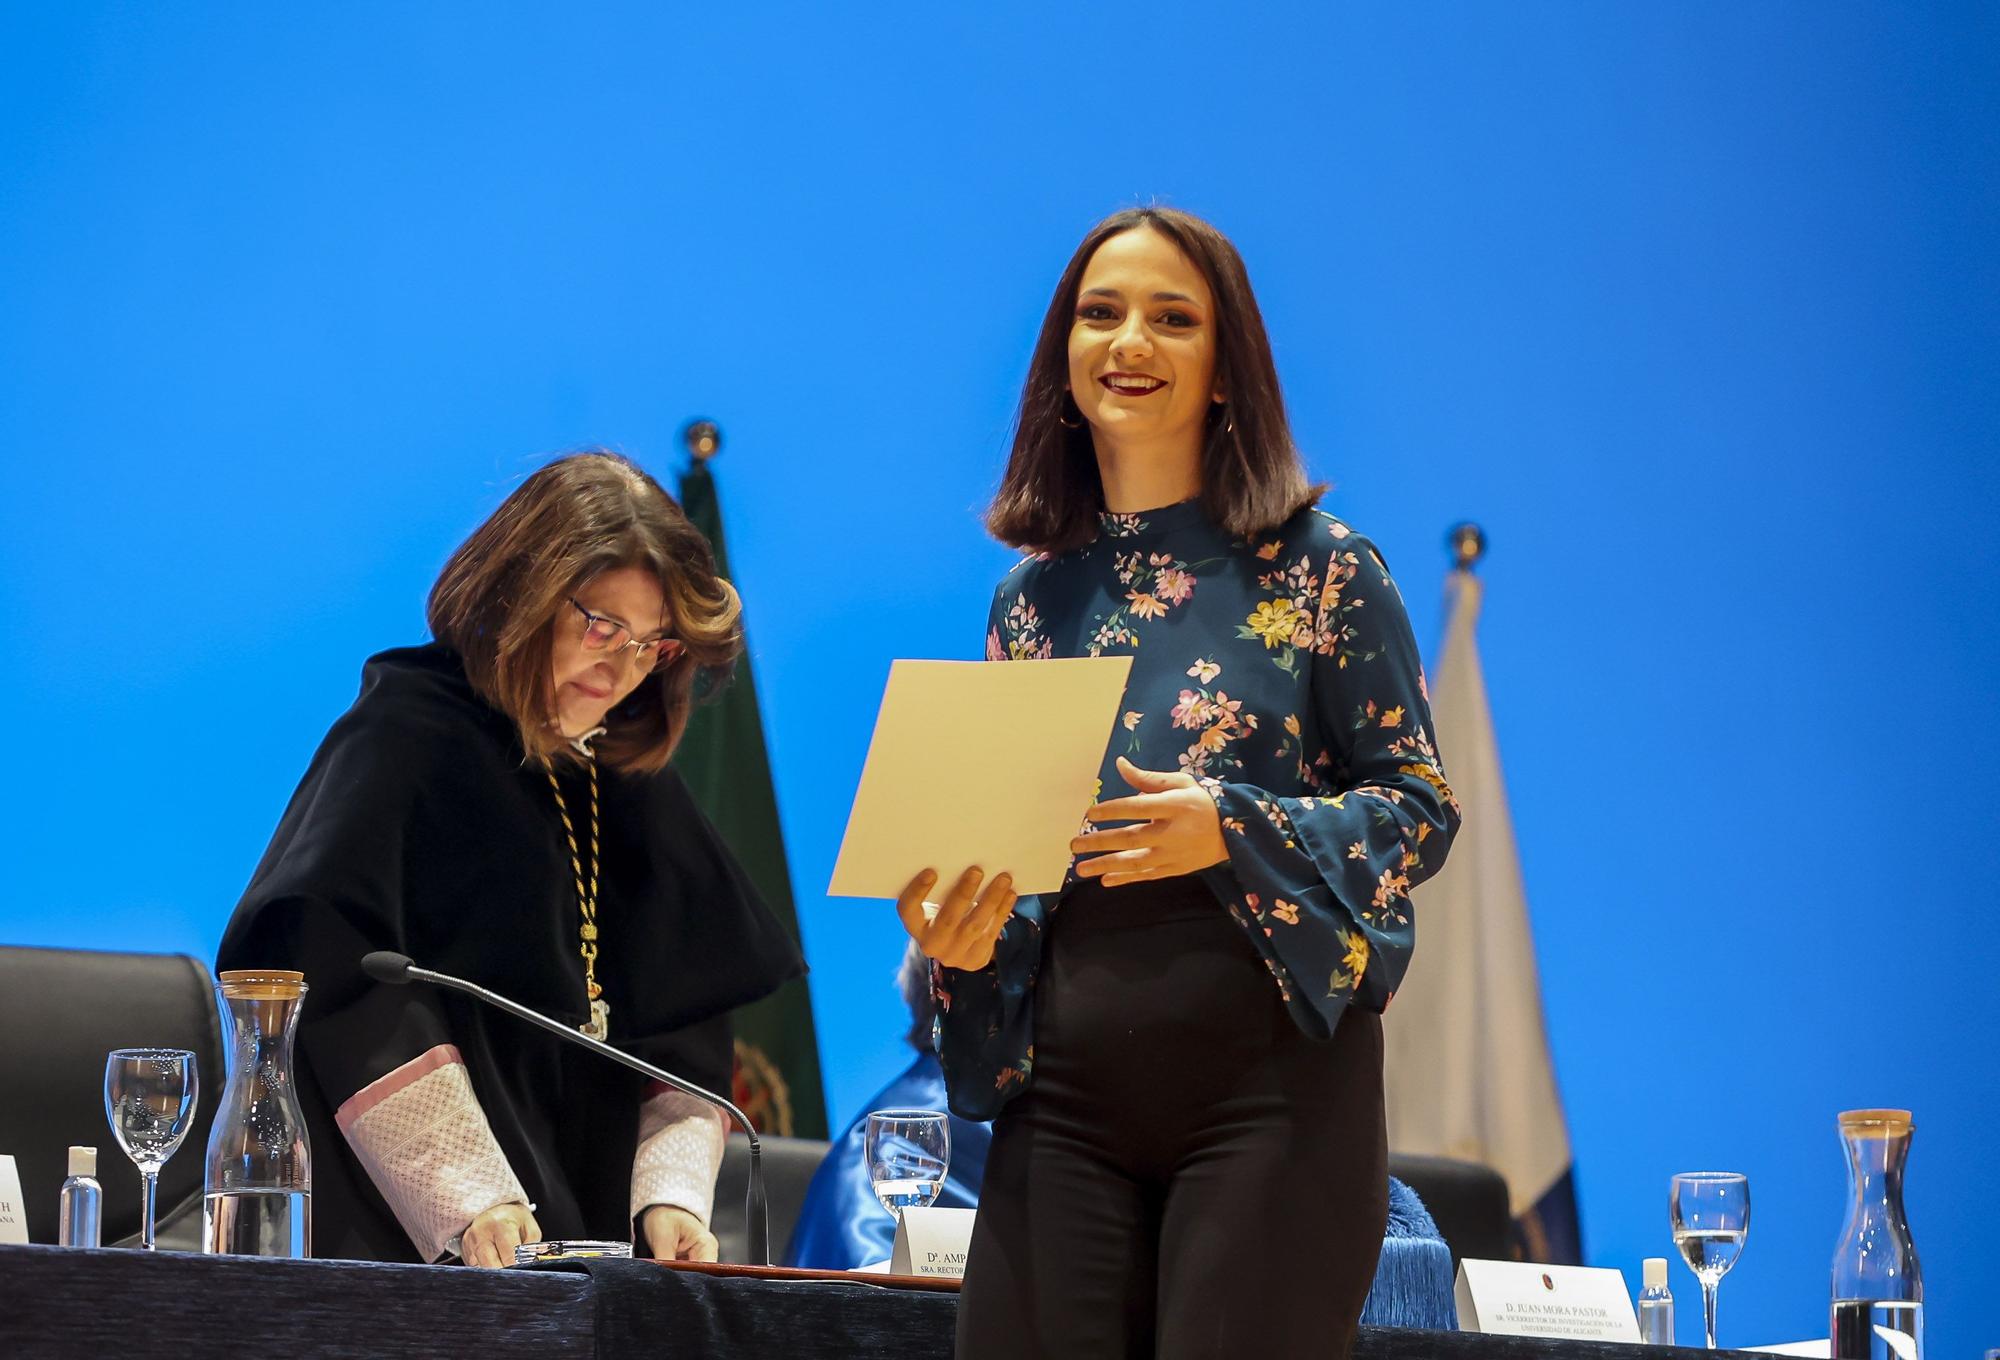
[1071,757,1229,887]
[641,1204,720,1262]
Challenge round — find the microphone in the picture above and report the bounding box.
[360,950,418,984]
[359,950,771,1266]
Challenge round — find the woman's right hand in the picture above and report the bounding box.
[460,1201,542,1269]
[895,866,1017,972]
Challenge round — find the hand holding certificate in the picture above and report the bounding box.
[894,864,1018,971]
[829,657,1134,964]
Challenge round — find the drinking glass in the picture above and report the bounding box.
[105,1048,199,1250]
[1671,1171,1750,1349]
[865,1109,949,1223]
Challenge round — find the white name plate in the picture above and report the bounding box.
[0,1154,28,1244]
[1455,1259,1640,1341]
[889,1206,975,1278]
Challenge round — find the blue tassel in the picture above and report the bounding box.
[1360,1178,1460,1330]
[1384,1175,1440,1239]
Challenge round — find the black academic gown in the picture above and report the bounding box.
[217,644,804,1263]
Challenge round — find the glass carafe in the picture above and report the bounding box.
[202,970,312,1257]
[1831,1108,1922,1360]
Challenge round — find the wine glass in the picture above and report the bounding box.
[865,1109,949,1225]
[1670,1171,1750,1349]
[105,1048,199,1250]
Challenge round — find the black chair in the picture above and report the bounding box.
[1387,1152,1514,1266]
[0,945,225,1251]
[712,1132,830,1264]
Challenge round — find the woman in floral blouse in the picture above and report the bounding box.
[895,208,1460,1359]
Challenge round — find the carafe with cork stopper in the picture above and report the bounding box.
[1830,1108,1922,1359]
[202,969,311,1257]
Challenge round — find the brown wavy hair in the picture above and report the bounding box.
[986,207,1323,554]
[427,451,741,774]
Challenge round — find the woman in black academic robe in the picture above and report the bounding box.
[218,451,802,1267]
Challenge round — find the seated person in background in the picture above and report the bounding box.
[784,943,990,1269]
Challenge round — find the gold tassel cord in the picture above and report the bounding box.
[543,756,607,1036]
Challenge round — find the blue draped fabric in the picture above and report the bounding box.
[782,1053,990,1270]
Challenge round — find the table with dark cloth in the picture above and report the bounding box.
[0,1244,1773,1359]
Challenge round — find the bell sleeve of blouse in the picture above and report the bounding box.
[1197,532,1461,1033]
[931,897,1047,1123]
[220,720,530,1263]
[930,581,1053,1121]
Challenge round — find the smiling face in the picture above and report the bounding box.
[549,564,670,738]
[1067,225,1222,468]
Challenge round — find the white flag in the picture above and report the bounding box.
[1385,568,1574,1246]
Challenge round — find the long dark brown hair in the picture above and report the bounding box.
[986,207,1322,554]
[427,451,741,773]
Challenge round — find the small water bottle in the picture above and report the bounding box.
[1638,1256,1675,1344]
[58,1145,102,1247]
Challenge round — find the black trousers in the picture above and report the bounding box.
[955,876,1388,1360]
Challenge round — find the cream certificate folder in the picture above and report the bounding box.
[829,657,1133,898]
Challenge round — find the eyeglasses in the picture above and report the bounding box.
[567,598,685,673]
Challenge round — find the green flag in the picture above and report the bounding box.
[675,455,829,1139]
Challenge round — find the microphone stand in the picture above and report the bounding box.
[365,953,768,1266]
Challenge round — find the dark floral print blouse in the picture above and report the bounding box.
[935,497,1461,1122]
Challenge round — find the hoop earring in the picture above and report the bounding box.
[1212,400,1235,436]
[1059,392,1085,430]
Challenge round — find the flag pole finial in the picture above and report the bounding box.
[1448,522,1487,572]
[682,419,723,463]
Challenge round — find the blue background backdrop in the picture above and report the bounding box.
[2,3,1994,1350]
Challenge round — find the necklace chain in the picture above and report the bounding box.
[543,756,603,1020]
